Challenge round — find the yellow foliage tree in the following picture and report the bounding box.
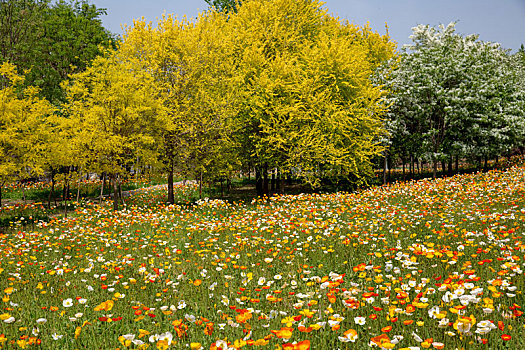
[62,52,168,210]
[0,62,55,206]
[226,0,396,193]
[120,12,240,201]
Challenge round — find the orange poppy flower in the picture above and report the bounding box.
[271,327,293,339]
[204,322,213,336]
[396,292,408,300]
[282,340,310,350]
[236,311,252,324]
[381,326,392,333]
[193,279,202,286]
[298,325,313,333]
[370,334,390,346]
[406,305,416,313]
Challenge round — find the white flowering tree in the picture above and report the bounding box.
[382,23,525,177]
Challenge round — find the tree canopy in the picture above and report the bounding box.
[120,0,396,196]
[0,62,55,205]
[381,22,525,177]
[5,1,524,206]
[0,0,116,104]
[62,51,168,210]
[226,0,396,189]
[204,0,239,13]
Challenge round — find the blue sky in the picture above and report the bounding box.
[90,0,525,51]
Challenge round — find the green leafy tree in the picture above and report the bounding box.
[204,0,239,13]
[0,0,116,104]
[38,0,117,104]
[0,0,48,68]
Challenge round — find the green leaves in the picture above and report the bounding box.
[204,0,239,13]
[0,0,116,105]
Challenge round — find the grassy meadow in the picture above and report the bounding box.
[0,167,524,350]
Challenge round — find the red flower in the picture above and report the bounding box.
[501,334,511,341]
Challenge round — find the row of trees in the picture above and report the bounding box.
[1,0,524,210]
[1,0,116,207]
[1,0,396,209]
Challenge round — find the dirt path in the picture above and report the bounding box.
[120,180,196,197]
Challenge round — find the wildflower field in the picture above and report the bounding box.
[0,167,524,350]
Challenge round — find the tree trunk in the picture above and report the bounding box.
[63,179,69,218]
[62,175,67,201]
[447,156,453,176]
[76,170,82,203]
[99,173,105,205]
[402,159,405,180]
[483,156,488,171]
[409,154,414,178]
[455,155,459,174]
[63,167,72,217]
[263,164,269,197]
[118,174,123,205]
[441,160,446,176]
[199,172,203,199]
[383,154,388,185]
[276,169,280,193]
[280,172,285,194]
[112,174,119,211]
[167,165,174,205]
[48,169,55,209]
[271,169,276,193]
[255,167,263,197]
[416,158,420,175]
[387,157,388,182]
[432,160,437,179]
